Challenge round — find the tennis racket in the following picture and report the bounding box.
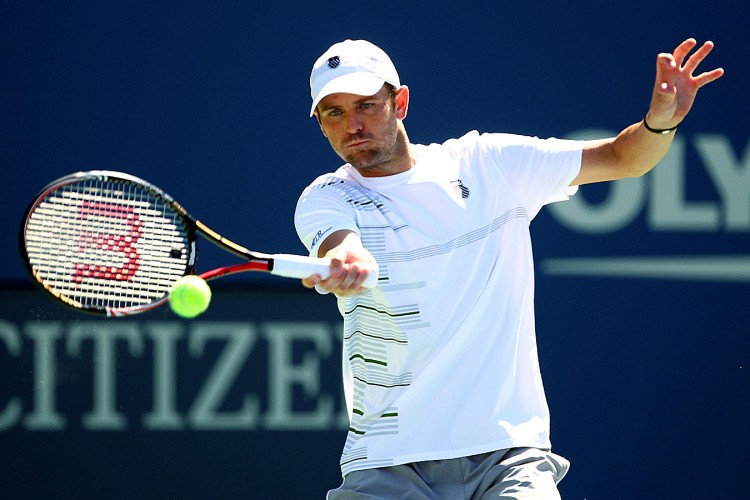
[20,170,378,317]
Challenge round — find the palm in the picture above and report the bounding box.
[648,39,724,128]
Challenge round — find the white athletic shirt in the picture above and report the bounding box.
[295,130,582,477]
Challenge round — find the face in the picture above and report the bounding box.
[315,84,410,176]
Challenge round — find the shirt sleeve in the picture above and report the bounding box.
[294,176,360,258]
[474,132,583,220]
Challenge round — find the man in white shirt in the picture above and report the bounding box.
[295,39,722,499]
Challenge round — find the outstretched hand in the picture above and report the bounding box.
[646,38,724,130]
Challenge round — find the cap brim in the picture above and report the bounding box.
[309,73,386,117]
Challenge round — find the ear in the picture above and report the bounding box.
[394,85,410,120]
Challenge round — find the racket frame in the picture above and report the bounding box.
[19,170,330,317]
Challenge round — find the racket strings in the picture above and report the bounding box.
[25,177,190,311]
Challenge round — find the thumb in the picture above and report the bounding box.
[649,55,679,123]
[653,53,678,97]
[327,247,347,270]
[656,81,676,96]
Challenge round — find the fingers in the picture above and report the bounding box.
[670,39,723,79]
[642,37,723,137]
[317,265,372,296]
[672,38,697,67]
[694,67,725,89]
[301,275,319,289]
[654,38,724,99]
[301,231,376,296]
[303,255,373,296]
[331,258,372,289]
[682,40,715,74]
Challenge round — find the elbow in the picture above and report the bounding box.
[609,142,659,178]
[621,166,650,179]
[620,160,657,179]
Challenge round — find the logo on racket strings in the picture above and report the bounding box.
[72,201,143,283]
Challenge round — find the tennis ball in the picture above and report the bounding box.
[169,275,211,318]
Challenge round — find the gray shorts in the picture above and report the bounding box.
[327,447,569,500]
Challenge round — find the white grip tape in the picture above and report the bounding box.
[270,254,379,289]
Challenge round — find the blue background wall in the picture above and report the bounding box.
[2,1,748,498]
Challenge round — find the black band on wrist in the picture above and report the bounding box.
[643,117,679,135]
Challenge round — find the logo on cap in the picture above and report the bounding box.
[327,56,340,69]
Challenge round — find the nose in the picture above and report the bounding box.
[346,112,364,134]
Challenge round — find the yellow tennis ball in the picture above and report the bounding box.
[169,275,211,318]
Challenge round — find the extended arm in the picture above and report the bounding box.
[572,38,724,186]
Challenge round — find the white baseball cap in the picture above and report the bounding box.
[309,40,400,117]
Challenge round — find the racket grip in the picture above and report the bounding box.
[270,254,379,289]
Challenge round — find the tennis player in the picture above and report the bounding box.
[295,38,722,499]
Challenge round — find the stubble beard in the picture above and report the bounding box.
[341,124,402,175]
[344,145,390,171]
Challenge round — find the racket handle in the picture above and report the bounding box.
[270,254,379,289]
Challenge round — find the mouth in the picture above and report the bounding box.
[345,135,372,149]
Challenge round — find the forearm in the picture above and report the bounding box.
[575,38,722,187]
[577,118,676,185]
[610,117,677,176]
[315,229,361,258]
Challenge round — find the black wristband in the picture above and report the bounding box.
[643,117,679,135]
